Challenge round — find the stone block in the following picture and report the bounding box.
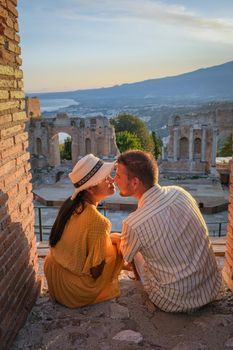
[0,124,22,138]
[0,63,14,75]
[12,111,26,121]
[0,78,15,88]
[0,100,18,111]
[6,0,18,17]
[0,89,9,99]
[14,68,23,78]
[0,158,15,177]
[0,113,12,125]
[10,90,24,99]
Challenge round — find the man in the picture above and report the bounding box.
[114,150,221,313]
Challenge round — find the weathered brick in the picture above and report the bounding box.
[0,78,15,88]
[0,113,12,125]
[14,33,20,42]
[0,100,18,111]
[0,89,9,99]
[0,158,15,177]
[0,63,14,75]
[1,142,23,159]
[14,68,22,78]
[0,0,7,7]
[12,110,26,121]
[15,55,22,65]
[16,152,30,165]
[0,46,16,65]
[0,136,14,149]
[19,98,25,110]
[10,90,24,99]
[14,131,28,144]
[3,25,14,40]
[8,40,20,54]
[0,6,8,20]
[3,166,25,187]
[17,79,23,88]
[14,20,19,32]
[0,34,4,44]
[6,0,18,17]
[5,14,14,28]
[0,124,22,138]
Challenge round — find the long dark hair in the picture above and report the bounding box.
[49,190,87,247]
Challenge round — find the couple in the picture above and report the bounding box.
[44,151,221,313]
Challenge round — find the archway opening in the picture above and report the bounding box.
[179,137,188,159]
[194,138,201,159]
[59,132,72,163]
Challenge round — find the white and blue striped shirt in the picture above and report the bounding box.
[120,184,222,312]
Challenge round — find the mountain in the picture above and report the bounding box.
[31,61,233,107]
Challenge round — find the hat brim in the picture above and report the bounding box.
[70,161,115,200]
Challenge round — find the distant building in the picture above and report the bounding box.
[161,106,233,176]
[25,96,41,118]
[27,111,118,168]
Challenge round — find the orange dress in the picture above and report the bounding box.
[44,204,123,308]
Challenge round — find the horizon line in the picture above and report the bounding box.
[25,59,232,95]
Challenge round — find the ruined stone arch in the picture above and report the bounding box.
[97,137,105,156]
[28,113,118,167]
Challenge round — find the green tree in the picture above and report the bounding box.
[116,131,142,153]
[111,113,154,152]
[218,134,233,157]
[151,131,163,160]
[59,137,72,160]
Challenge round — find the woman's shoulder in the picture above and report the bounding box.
[84,204,111,229]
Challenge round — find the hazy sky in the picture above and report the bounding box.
[18,0,233,93]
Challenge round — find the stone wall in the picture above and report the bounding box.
[161,108,233,175]
[0,1,39,349]
[223,157,233,291]
[25,96,41,118]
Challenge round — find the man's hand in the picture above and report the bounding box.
[111,232,122,254]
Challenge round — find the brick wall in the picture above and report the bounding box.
[223,157,233,291]
[0,1,40,349]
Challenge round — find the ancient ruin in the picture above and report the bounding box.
[26,97,118,168]
[161,107,233,175]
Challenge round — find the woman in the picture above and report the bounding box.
[44,154,123,308]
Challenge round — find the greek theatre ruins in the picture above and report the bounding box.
[161,107,233,175]
[26,97,119,168]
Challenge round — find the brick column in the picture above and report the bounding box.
[0,1,40,349]
[223,156,233,291]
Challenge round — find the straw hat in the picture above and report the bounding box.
[69,154,115,200]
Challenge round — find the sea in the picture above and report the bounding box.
[40,98,79,112]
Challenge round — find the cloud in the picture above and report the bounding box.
[47,0,233,44]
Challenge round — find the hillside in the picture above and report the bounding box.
[32,61,233,107]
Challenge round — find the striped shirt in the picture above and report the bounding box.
[120,184,222,312]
